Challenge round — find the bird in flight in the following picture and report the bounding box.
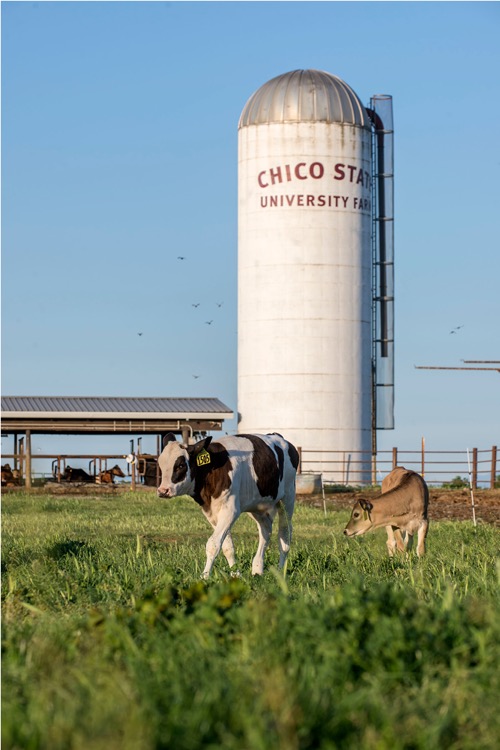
[177,256,186,260]
[137,332,143,336]
[450,325,464,334]
[192,303,200,308]
[192,374,200,379]
[205,320,213,325]
[216,302,223,307]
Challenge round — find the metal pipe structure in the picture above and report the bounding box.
[368,95,395,433]
[415,366,500,372]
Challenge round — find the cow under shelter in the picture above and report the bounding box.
[1,396,234,488]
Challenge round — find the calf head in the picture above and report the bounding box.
[111,465,126,477]
[343,499,374,538]
[157,432,213,498]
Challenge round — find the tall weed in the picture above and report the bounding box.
[2,491,499,749]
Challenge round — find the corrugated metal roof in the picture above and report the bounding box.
[239,69,370,129]
[1,395,233,417]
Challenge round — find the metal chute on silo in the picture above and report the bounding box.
[368,95,395,433]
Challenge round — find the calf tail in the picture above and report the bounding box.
[277,499,294,572]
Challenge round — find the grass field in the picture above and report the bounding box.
[2,490,499,750]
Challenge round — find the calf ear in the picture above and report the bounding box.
[162,432,178,449]
[188,436,213,465]
[359,499,373,512]
[189,436,213,453]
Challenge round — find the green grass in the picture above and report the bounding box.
[2,491,500,750]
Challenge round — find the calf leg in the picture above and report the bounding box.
[416,519,429,557]
[203,503,239,579]
[385,525,398,557]
[394,529,407,552]
[205,514,237,570]
[249,511,274,575]
[386,526,411,557]
[221,534,237,570]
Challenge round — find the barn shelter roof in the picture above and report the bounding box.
[1,396,234,436]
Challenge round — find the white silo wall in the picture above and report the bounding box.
[238,120,372,480]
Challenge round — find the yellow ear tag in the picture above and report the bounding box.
[196,449,211,467]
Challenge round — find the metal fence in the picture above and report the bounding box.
[298,445,498,489]
[2,445,498,489]
[1,454,133,488]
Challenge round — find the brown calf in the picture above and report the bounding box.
[96,465,126,484]
[344,467,429,557]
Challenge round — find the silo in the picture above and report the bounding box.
[238,69,373,480]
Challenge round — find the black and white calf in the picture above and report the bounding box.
[157,432,299,578]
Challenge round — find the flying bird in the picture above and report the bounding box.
[450,325,464,334]
[192,375,200,379]
[137,332,143,336]
[205,320,213,325]
[177,256,186,260]
[216,302,223,307]
[192,303,200,308]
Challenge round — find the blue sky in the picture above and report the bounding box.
[2,1,499,467]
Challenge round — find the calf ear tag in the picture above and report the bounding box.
[196,449,211,467]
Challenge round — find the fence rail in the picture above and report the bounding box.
[2,446,498,489]
[298,446,498,489]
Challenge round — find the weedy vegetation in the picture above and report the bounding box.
[2,491,499,750]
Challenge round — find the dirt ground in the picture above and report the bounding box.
[301,487,500,527]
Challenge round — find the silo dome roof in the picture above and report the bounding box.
[239,69,371,129]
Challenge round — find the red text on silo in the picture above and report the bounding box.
[257,161,370,189]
